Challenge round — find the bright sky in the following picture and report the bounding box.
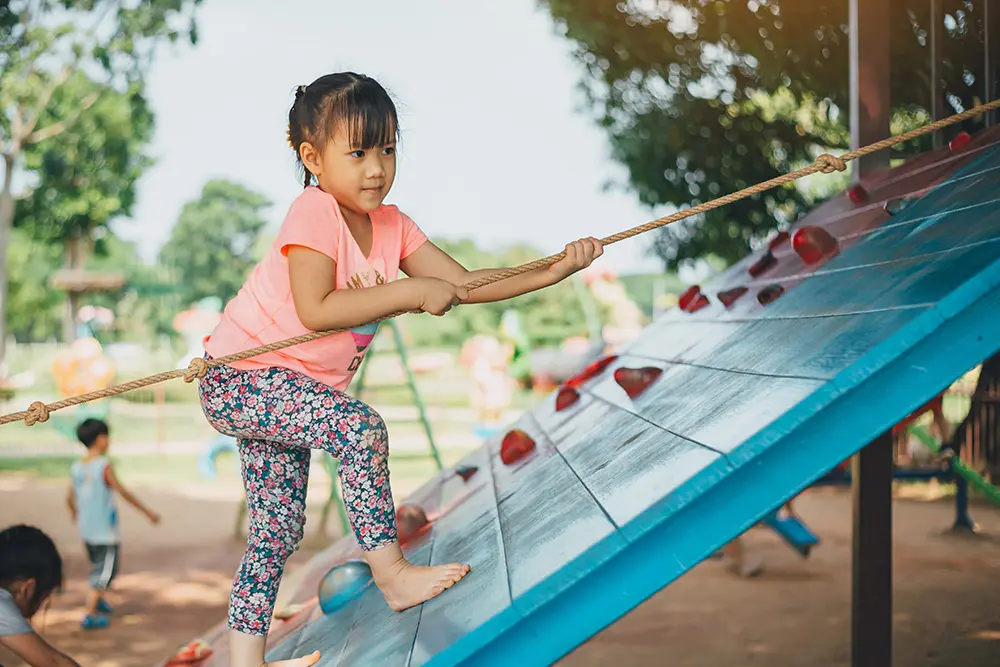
[113,0,669,275]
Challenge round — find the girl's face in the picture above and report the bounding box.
[301,123,396,222]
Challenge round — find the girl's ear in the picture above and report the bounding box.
[299,142,321,180]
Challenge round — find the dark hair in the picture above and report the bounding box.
[287,72,400,188]
[76,418,109,448]
[0,525,63,615]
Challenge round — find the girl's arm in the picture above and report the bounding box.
[288,246,466,331]
[400,238,603,304]
[1,631,83,667]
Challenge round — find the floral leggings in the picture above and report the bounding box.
[198,361,397,636]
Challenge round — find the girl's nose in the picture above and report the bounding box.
[366,158,385,179]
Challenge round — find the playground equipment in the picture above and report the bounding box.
[0,50,991,665]
[48,336,114,439]
[144,108,1000,666]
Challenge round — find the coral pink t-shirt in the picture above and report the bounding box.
[204,186,427,391]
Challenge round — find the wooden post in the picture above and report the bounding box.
[930,0,944,145]
[850,0,892,179]
[851,431,893,667]
[987,0,999,127]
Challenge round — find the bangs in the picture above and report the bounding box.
[329,82,398,150]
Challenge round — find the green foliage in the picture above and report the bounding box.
[0,0,202,359]
[14,72,153,243]
[401,238,594,349]
[159,180,272,308]
[540,0,989,269]
[6,228,62,341]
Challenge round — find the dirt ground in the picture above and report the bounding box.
[1,475,999,667]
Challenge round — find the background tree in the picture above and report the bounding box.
[539,0,994,270]
[0,0,202,367]
[14,71,154,339]
[159,180,272,308]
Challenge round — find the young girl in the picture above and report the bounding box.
[198,71,603,667]
[0,525,82,667]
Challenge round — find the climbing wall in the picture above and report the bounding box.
[161,128,1000,667]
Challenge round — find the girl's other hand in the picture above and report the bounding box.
[548,237,604,281]
[413,278,469,316]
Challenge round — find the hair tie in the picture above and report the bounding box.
[297,85,307,96]
[286,125,294,148]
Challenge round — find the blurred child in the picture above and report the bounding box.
[0,524,81,667]
[66,418,160,630]
[461,335,514,437]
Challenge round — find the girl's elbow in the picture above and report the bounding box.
[292,303,323,331]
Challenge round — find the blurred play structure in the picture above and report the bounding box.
[48,313,116,438]
[515,269,647,392]
[172,297,224,368]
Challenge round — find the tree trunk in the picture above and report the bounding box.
[62,234,84,343]
[0,154,15,376]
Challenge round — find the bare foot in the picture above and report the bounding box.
[267,650,321,667]
[377,561,471,611]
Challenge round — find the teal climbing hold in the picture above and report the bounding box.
[318,560,374,615]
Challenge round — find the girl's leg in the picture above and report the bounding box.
[201,364,469,616]
[229,437,310,636]
[227,437,319,667]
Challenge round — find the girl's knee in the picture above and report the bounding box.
[247,515,305,562]
[350,406,388,457]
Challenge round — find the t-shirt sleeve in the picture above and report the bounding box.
[399,211,428,259]
[0,592,32,637]
[278,189,341,261]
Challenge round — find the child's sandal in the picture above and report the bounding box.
[81,614,110,630]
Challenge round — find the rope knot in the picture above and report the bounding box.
[815,153,847,174]
[25,401,50,426]
[183,357,210,383]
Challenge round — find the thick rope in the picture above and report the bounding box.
[6,98,1000,427]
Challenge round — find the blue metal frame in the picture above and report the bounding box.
[815,463,975,533]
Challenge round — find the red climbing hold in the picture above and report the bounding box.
[455,465,478,482]
[165,640,213,666]
[678,285,701,311]
[748,251,777,277]
[768,231,791,251]
[949,131,971,152]
[613,366,663,399]
[847,184,868,204]
[501,429,536,465]
[757,284,785,305]
[686,293,710,313]
[555,386,580,411]
[565,355,618,388]
[717,286,749,308]
[396,504,429,544]
[792,226,839,264]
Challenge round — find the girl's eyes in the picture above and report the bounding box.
[349,147,395,159]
